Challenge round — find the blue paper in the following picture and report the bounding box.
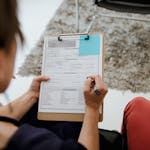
[79,35,100,56]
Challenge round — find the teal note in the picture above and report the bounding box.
[79,35,100,56]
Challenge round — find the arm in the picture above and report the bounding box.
[0,76,49,149]
[78,108,99,150]
[78,75,108,150]
[0,75,107,150]
[0,76,49,121]
[0,123,86,150]
[0,75,85,150]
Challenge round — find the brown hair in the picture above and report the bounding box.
[0,0,24,52]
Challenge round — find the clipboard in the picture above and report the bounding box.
[38,32,105,122]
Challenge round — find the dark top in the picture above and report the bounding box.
[0,117,86,150]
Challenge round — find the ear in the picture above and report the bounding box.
[0,49,7,92]
[0,49,6,68]
[0,49,6,80]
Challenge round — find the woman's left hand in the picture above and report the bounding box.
[26,76,49,101]
[0,76,49,121]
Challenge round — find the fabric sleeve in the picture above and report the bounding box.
[6,124,86,150]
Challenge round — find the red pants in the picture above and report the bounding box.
[122,97,150,150]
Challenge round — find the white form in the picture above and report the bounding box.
[39,35,103,113]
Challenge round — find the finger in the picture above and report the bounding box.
[87,75,95,80]
[84,78,92,93]
[95,75,107,95]
[87,75,96,88]
[95,75,104,90]
[95,75,104,86]
[35,76,50,82]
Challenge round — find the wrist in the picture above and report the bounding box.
[25,91,37,103]
[85,107,100,122]
[86,106,99,114]
[10,92,37,121]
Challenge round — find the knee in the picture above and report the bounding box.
[129,97,148,106]
[124,97,149,115]
[129,97,148,105]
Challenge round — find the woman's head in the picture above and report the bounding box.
[0,0,23,92]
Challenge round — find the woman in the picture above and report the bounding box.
[0,0,107,150]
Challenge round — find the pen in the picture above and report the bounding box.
[87,77,101,95]
[87,77,95,89]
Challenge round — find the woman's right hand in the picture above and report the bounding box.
[83,75,108,112]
